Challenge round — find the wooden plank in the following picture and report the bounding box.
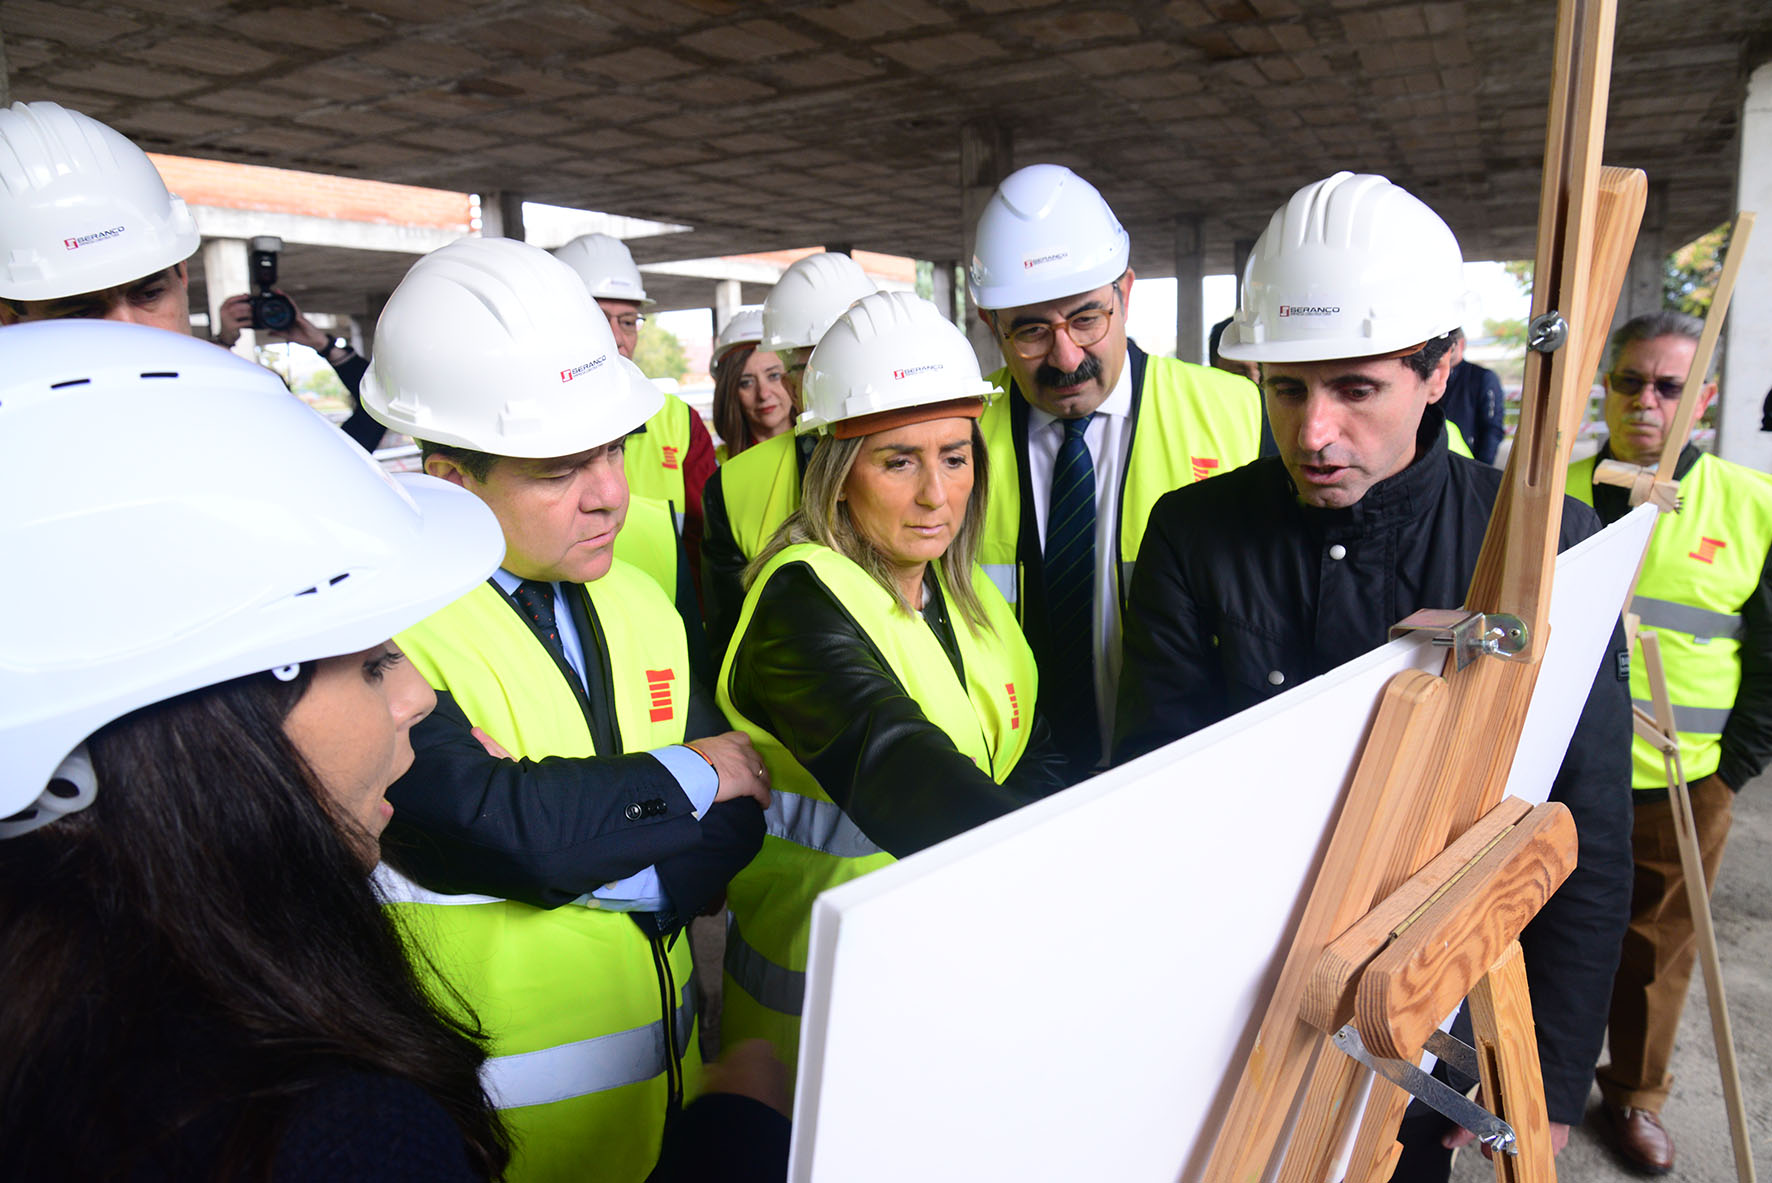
[1199,669,1448,1181]
[1654,211,1756,483]
[1356,803,1577,1061]
[1469,943,1557,1183]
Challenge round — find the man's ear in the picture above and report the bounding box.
[423,453,469,488]
[171,260,189,289]
[1423,346,1455,405]
[1697,380,1719,421]
[1117,267,1136,315]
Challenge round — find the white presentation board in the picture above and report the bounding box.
[788,506,1655,1182]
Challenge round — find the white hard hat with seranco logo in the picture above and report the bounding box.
[1219,172,1473,363]
[362,237,661,457]
[968,164,1130,311]
[0,102,200,301]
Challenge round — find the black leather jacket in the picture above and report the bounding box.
[726,559,1069,858]
[1115,408,1634,1124]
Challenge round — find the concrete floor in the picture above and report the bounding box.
[1452,767,1772,1180]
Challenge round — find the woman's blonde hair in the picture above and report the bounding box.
[747,420,993,632]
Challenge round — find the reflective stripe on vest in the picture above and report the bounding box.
[482,978,697,1111]
[724,917,804,1017]
[624,392,692,510]
[1633,594,1743,642]
[767,790,885,859]
[719,431,801,560]
[715,544,1038,1069]
[978,354,1263,614]
[1570,452,1772,787]
[394,563,696,1181]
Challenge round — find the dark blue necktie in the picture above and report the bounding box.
[511,579,565,663]
[1045,414,1098,766]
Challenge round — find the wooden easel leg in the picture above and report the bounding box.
[1468,942,1555,1183]
[1340,1078,1408,1183]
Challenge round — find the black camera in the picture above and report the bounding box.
[248,236,296,332]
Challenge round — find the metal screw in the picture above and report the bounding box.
[1527,311,1568,353]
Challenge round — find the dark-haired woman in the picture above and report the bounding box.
[711,307,797,462]
[0,321,511,1181]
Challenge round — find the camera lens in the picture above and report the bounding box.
[253,292,297,332]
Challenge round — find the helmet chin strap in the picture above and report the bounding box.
[0,745,99,840]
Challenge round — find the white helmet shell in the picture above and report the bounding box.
[0,101,201,302]
[1219,172,1473,363]
[0,320,503,824]
[552,232,654,306]
[714,305,765,362]
[968,164,1130,311]
[796,291,999,436]
[362,237,662,458]
[760,252,877,352]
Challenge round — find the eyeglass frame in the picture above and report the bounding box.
[606,312,647,334]
[996,283,1124,360]
[1606,370,1685,401]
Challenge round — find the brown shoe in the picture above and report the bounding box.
[1603,1106,1675,1174]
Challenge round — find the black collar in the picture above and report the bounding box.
[1286,405,1454,540]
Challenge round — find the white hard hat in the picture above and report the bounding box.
[0,101,201,302]
[1219,172,1473,363]
[968,164,1130,311]
[714,305,765,362]
[552,232,654,306]
[761,252,877,352]
[796,291,999,437]
[362,237,662,458]
[0,320,503,833]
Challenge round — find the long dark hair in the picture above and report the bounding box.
[0,670,509,1181]
[712,343,797,459]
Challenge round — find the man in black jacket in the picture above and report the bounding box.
[1115,172,1632,1181]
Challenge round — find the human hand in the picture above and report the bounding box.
[685,731,771,808]
[213,290,326,351]
[1443,1120,1568,1156]
[471,727,513,760]
[701,1038,790,1117]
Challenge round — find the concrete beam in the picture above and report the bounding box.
[1719,61,1772,469]
[200,238,253,357]
[191,206,466,256]
[641,255,786,285]
[480,191,526,242]
[960,119,1012,372]
[1174,216,1204,365]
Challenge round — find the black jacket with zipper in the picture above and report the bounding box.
[1114,407,1634,1125]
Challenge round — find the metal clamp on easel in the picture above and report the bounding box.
[1390,609,1530,671]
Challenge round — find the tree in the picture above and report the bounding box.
[634,321,688,381]
[1664,222,1730,316]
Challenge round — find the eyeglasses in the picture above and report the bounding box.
[607,313,646,334]
[1000,302,1116,360]
[1607,371,1684,400]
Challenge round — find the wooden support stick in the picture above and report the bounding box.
[1652,211,1756,485]
[1639,632,1757,1182]
[1469,942,1557,1183]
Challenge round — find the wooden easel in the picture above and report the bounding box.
[1199,0,1647,1178]
[1586,209,1758,1183]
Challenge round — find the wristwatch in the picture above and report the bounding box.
[322,335,352,362]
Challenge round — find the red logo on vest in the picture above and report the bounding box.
[661,445,681,471]
[1190,456,1220,483]
[645,668,675,722]
[1005,681,1021,730]
[1690,537,1727,565]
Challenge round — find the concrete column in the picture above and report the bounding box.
[1173,216,1204,364]
[713,278,742,332]
[1232,237,1258,304]
[200,238,253,359]
[480,191,526,241]
[960,119,1012,371]
[1614,180,1669,332]
[929,259,960,326]
[345,314,371,357]
[1719,60,1772,470]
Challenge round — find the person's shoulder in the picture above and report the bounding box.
[1148,456,1286,537]
[1142,352,1259,397]
[274,1071,481,1182]
[1705,451,1772,497]
[722,431,795,479]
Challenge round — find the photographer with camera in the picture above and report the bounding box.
[214,237,385,451]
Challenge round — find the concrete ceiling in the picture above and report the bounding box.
[8,0,1769,283]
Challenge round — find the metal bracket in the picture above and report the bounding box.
[1332,1024,1517,1156]
[1527,310,1569,353]
[1389,609,1531,671]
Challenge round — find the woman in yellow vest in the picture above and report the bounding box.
[710,305,799,464]
[717,291,1068,1074]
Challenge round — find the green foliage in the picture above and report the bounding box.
[915,259,934,300]
[634,321,688,381]
[1503,259,1533,293]
[1484,316,1528,351]
[1664,222,1730,316]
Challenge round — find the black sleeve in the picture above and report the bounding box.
[332,354,385,453]
[700,468,750,668]
[1717,539,1772,791]
[1004,711,1071,797]
[651,1093,790,1183]
[1113,492,1228,764]
[1518,616,1635,1124]
[273,1073,482,1183]
[728,563,1059,858]
[1475,368,1507,465]
[647,796,764,929]
[383,691,706,908]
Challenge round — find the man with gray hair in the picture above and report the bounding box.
[1567,309,1772,1173]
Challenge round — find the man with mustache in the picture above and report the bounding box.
[1114,173,1632,1181]
[969,165,1264,780]
[1568,310,1772,1174]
